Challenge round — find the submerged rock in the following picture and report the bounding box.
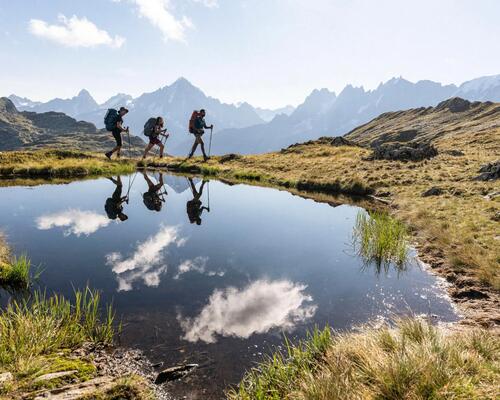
[154,363,198,384]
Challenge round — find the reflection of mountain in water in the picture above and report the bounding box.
[163,175,197,194]
[178,279,317,343]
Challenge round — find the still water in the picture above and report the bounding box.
[0,173,458,398]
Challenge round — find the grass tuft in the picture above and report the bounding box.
[353,210,410,271]
[227,319,500,400]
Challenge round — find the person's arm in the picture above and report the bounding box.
[117,120,128,133]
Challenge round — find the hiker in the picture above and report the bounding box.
[142,117,169,160]
[142,172,166,212]
[104,106,129,159]
[186,178,210,225]
[188,109,213,161]
[105,176,129,221]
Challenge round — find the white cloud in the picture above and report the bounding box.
[178,280,317,343]
[173,256,224,279]
[29,14,125,48]
[193,0,219,8]
[122,0,193,42]
[36,209,110,236]
[106,225,185,291]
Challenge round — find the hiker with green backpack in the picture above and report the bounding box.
[104,107,129,159]
[188,109,213,161]
[142,116,169,160]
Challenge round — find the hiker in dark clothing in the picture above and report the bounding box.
[105,107,129,159]
[105,176,129,221]
[142,117,169,160]
[142,172,166,212]
[188,109,213,161]
[186,178,210,225]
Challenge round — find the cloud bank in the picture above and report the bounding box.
[29,14,125,48]
[36,209,110,236]
[178,279,317,343]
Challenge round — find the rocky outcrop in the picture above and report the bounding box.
[368,143,438,161]
[473,161,500,181]
[436,97,471,113]
[422,187,444,197]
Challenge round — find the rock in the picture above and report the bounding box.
[32,376,114,400]
[483,191,500,201]
[219,153,242,163]
[0,372,13,386]
[492,211,500,222]
[329,136,357,147]
[34,370,78,383]
[436,97,471,113]
[154,363,198,384]
[422,187,444,197]
[473,161,500,181]
[369,142,438,161]
[444,149,465,156]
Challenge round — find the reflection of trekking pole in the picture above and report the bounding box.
[208,127,213,157]
[207,180,210,211]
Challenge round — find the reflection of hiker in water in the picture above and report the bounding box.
[142,172,166,212]
[187,178,210,225]
[105,177,129,221]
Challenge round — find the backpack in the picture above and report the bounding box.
[104,109,118,131]
[143,117,157,137]
[189,111,200,134]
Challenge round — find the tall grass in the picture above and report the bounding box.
[228,319,500,400]
[0,288,115,379]
[353,210,410,271]
[227,327,332,400]
[0,255,37,289]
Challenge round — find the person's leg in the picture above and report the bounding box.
[188,138,199,158]
[110,129,123,157]
[143,143,154,159]
[159,143,165,158]
[199,137,208,160]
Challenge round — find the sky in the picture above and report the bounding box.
[1,0,499,108]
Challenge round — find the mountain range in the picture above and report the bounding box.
[7,74,500,155]
[0,98,144,152]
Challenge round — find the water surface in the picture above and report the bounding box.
[0,173,458,398]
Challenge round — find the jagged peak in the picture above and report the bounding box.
[0,97,18,113]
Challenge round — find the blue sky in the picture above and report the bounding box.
[1,0,499,108]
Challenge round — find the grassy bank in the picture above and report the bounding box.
[227,318,499,400]
[0,235,34,289]
[166,131,499,324]
[0,149,136,179]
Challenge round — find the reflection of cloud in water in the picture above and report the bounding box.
[36,209,109,236]
[178,280,317,343]
[173,256,224,280]
[106,225,184,291]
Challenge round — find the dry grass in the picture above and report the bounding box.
[0,149,136,179]
[227,319,500,400]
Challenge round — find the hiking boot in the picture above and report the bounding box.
[105,151,112,160]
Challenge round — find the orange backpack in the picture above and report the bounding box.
[188,110,200,134]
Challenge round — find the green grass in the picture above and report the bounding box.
[80,375,155,400]
[353,210,410,271]
[0,255,36,289]
[0,287,115,393]
[227,319,500,400]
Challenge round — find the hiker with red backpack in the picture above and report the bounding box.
[142,117,169,160]
[188,109,213,161]
[104,107,129,159]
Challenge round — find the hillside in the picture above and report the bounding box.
[0,98,144,153]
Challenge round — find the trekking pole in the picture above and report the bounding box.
[208,127,213,157]
[126,128,132,159]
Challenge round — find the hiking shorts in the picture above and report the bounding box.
[112,128,122,147]
[149,136,162,146]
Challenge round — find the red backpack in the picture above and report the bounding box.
[188,111,200,134]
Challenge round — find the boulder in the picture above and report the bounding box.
[473,161,500,181]
[422,187,443,197]
[369,142,438,161]
[436,97,471,113]
[219,153,242,163]
[329,136,357,147]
